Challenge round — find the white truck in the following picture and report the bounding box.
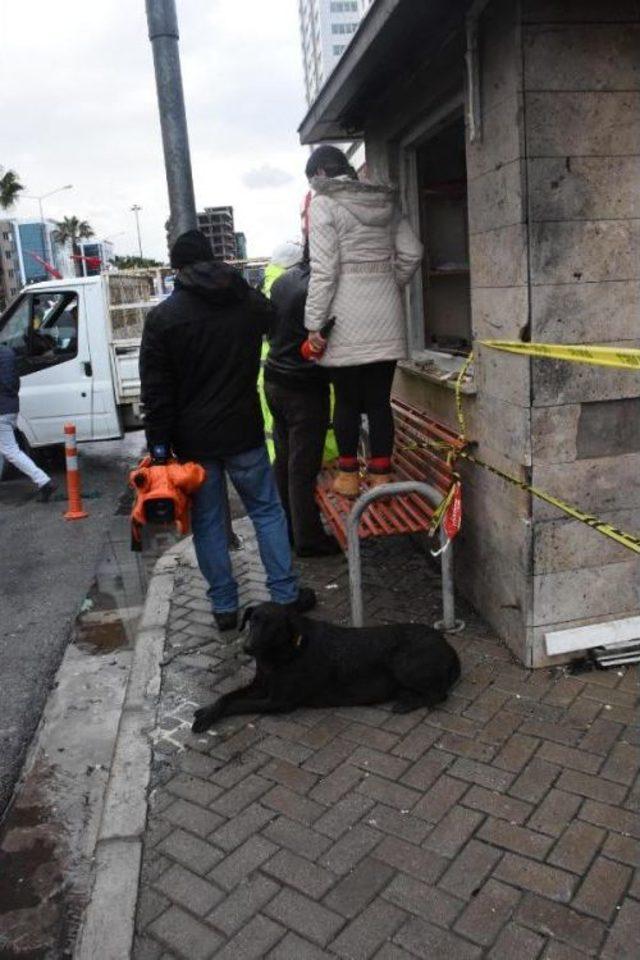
[0,271,172,456]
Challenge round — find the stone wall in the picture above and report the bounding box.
[368,0,535,661]
[396,0,534,661]
[363,0,640,666]
[521,0,640,663]
[460,0,533,660]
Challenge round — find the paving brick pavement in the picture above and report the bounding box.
[134,519,638,959]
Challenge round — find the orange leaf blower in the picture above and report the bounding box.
[129,457,206,551]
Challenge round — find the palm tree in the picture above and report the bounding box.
[53,216,95,275]
[0,167,24,210]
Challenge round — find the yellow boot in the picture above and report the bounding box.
[333,470,360,498]
[368,472,392,489]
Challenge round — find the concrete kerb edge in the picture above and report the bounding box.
[74,535,192,960]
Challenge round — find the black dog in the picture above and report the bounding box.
[192,603,460,733]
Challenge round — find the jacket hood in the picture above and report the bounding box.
[311,176,398,227]
[175,260,249,305]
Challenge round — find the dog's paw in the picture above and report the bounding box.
[192,708,215,733]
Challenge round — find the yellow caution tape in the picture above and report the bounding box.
[481,340,640,370]
[448,350,640,554]
[455,351,474,439]
[459,450,640,555]
[427,480,457,535]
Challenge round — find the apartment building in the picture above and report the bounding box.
[298,0,372,105]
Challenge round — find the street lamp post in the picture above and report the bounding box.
[23,184,73,271]
[145,0,236,545]
[131,204,143,259]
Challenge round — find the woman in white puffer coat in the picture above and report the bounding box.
[304,145,423,497]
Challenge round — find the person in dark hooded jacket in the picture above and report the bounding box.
[265,241,340,557]
[139,230,315,630]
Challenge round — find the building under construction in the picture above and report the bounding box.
[197,206,238,261]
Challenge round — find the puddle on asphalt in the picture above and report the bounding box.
[0,506,178,957]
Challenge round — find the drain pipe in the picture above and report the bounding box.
[145,0,198,240]
[346,482,464,632]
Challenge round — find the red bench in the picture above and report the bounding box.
[315,397,465,630]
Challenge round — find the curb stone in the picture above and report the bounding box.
[74,536,193,960]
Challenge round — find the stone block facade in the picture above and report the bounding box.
[367,0,640,664]
[523,3,640,661]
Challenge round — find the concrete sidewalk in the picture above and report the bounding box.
[95,520,638,959]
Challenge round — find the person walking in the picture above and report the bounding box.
[140,229,315,631]
[0,344,56,500]
[265,240,341,557]
[304,145,423,497]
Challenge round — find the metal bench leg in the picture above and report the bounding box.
[345,482,465,632]
[347,517,364,628]
[434,526,465,633]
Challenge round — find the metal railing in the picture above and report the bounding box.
[346,481,465,632]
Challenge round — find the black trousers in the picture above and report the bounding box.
[264,378,330,551]
[330,360,397,460]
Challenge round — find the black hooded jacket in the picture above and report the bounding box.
[139,260,274,461]
[265,262,327,390]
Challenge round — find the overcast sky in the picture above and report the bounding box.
[0,0,311,261]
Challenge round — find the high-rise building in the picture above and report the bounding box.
[234,231,247,261]
[298,0,372,105]
[197,206,237,261]
[0,222,22,308]
[0,219,74,307]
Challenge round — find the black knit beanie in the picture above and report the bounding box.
[170,229,214,269]
[305,145,357,180]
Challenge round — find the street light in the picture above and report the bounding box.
[23,184,73,268]
[131,204,143,259]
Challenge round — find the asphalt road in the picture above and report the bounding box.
[0,431,147,817]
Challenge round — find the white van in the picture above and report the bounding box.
[0,271,171,455]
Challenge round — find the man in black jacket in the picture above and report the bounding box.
[265,244,340,556]
[140,230,315,630]
[0,344,55,500]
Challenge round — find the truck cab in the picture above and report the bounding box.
[0,270,165,449]
[0,276,122,446]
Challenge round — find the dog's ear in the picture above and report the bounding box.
[240,606,255,632]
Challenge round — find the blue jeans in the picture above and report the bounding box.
[191,445,298,612]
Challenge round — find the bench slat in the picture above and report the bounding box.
[316,399,461,547]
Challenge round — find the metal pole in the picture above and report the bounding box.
[145,2,237,546]
[38,198,52,270]
[437,526,457,631]
[131,204,144,258]
[346,481,464,631]
[145,0,198,242]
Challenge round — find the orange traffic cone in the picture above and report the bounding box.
[63,422,88,520]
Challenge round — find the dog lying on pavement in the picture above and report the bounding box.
[192,602,461,733]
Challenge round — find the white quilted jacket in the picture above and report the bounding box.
[304,177,423,367]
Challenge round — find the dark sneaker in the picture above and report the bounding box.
[296,536,342,558]
[213,610,239,632]
[36,481,57,503]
